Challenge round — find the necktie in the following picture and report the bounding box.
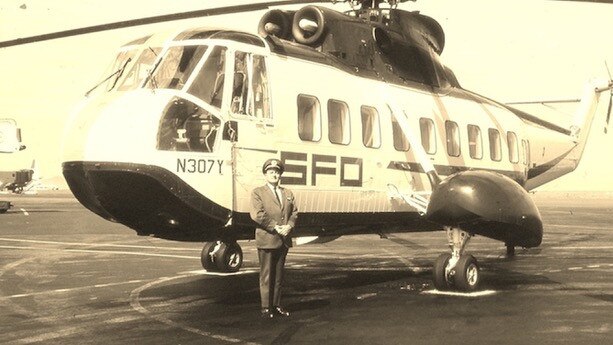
[275,187,282,205]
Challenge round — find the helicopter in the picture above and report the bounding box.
[3,0,611,291]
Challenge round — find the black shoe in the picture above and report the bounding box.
[260,308,274,319]
[274,306,290,317]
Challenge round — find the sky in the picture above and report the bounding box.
[0,0,612,191]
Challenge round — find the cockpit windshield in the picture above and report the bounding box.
[187,46,226,108]
[129,42,269,118]
[104,49,137,91]
[85,48,140,96]
[119,47,161,91]
[144,45,207,90]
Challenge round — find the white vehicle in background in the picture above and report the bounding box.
[0,119,33,213]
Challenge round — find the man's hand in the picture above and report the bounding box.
[275,225,291,237]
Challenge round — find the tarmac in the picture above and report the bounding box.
[0,191,611,344]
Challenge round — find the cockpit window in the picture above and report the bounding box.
[231,52,271,118]
[119,47,160,91]
[187,46,226,108]
[86,48,140,96]
[104,49,137,91]
[146,45,207,90]
[157,97,221,153]
[232,52,250,115]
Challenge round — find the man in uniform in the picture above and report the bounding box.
[250,158,298,319]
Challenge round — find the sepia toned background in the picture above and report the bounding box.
[1,0,612,191]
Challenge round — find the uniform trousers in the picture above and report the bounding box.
[257,246,288,309]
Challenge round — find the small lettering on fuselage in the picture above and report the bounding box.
[280,151,362,187]
[177,158,223,174]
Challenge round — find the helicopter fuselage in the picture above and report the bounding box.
[61,27,581,249]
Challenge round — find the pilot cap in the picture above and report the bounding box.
[262,158,284,174]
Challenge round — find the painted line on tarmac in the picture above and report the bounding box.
[65,248,198,260]
[0,237,201,252]
[549,246,613,250]
[130,276,258,345]
[289,252,341,258]
[180,269,258,276]
[545,263,613,273]
[289,252,416,259]
[0,245,198,260]
[380,246,418,269]
[19,208,29,216]
[0,280,145,300]
[15,326,83,344]
[103,315,142,324]
[547,224,611,231]
[421,289,497,297]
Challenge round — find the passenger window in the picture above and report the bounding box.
[420,118,436,154]
[297,95,321,141]
[522,139,531,166]
[391,115,409,151]
[488,128,502,161]
[328,100,350,145]
[507,131,519,163]
[467,124,482,159]
[445,121,460,157]
[361,106,381,148]
[187,46,226,108]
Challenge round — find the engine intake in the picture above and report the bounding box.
[258,10,295,40]
[291,6,347,46]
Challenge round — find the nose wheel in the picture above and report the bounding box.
[201,241,243,273]
[432,227,481,291]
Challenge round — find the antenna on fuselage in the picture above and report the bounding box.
[604,61,613,134]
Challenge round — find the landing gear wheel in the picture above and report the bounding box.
[453,254,480,291]
[200,242,217,271]
[433,253,452,290]
[506,244,515,257]
[214,242,243,273]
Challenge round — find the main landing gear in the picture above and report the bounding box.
[201,241,243,273]
[433,227,480,291]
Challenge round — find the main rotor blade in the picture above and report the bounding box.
[0,0,325,48]
[550,0,613,3]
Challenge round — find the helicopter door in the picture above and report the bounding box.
[230,51,271,119]
[228,52,276,215]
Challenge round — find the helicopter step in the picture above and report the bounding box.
[201,241,244,273]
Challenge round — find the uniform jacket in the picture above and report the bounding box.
[250,184,298,249]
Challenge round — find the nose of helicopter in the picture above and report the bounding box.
[62,90,171,164]
[61,89,242,241]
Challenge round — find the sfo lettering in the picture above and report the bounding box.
[177,158,223,174]
[280,151,362,187]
